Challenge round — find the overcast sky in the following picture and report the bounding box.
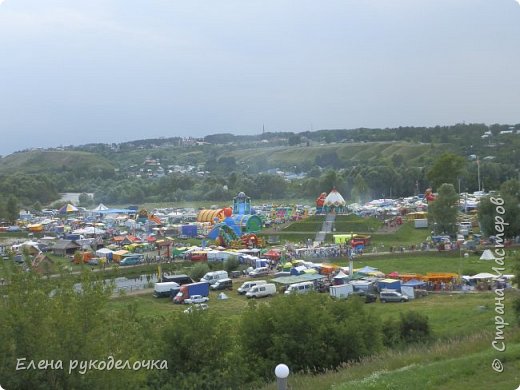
[1,0,520,156]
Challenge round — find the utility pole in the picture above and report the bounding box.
[477,156,481,192]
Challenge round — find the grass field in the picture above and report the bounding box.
[282,215,383,234]
[109,287,254,319]
[257,331,520,390]
[340,252,511,276]
[108,287,519,340]
[369,222,430,247]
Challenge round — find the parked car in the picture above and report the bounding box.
[380,291,409,303]
[237,280,267,295]
[210,278,233,291]
[201,270,228,284]
[284,281,314,295]
[246,283,276,299]
[120,256,143,266]
[184,295,209,304]
[248,267,270,278]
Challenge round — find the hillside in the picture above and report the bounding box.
[0,150,116,175]
[0,141,446,176]
[227,141,450,169]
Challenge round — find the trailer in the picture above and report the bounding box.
[329,284,354,299]
[154,282,181,298]
[161,274,193,285]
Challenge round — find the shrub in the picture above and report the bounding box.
[190,263,210,281]
[399,311,431,343]
[225,257,240,273]
[382,318,401,347]
[240,294,383,379]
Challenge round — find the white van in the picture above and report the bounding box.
[284,281,314,295]
[246,283,276,298]
[237,280,267,295]
[248,267,270,278]
[200,270,228,284]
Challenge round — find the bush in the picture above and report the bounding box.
[155,312,254,390]
[190,263,210,281]
[399,311,431,343]
[240,294,383,379]
[382,318,401,347]
[225,257,240,273]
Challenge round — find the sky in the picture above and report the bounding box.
[1,0,520,156]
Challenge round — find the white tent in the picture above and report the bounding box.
[96,247,114,257]
[217,292,229,300]
[92,203,109,211]
[333,271,349,279]
[471,272,496,279]
[479,249,495,261]
[72,227,106,235]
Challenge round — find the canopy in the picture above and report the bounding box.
[333,271,349,279]
[357,266,379,274]
[59,204,78,214]
[402,279,426,287]
[471,272,496,279]
[264,249,281,260]
[271,274,326,285]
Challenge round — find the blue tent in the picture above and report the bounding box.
[402,279,426,287]
[377,278,401,291]
[290,266,307,276]
[358,266,378,274]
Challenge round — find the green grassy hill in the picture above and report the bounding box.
[227,141,449,167]
[0,141,450,177]
[0,150,116,175]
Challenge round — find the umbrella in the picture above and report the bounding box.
[59,204,79,214]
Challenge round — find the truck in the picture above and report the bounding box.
[173,282,210,304]
[161,274,193,285]
[329,284,354,299]
[154,282,181,298]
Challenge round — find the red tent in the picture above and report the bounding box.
[264,249,281,260]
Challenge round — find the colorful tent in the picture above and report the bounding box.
[59,204,78,214]
[264,249,281,260]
